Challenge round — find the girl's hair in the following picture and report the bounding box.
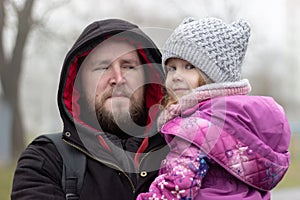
[161,88,178,108]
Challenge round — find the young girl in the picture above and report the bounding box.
[137,17,291,200]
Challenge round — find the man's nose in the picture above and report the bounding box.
[109,65,125,86]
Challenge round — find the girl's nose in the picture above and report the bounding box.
[172,70,184,82]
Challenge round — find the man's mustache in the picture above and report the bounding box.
[101,87,132,100]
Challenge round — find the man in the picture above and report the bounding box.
[11,19,169,200]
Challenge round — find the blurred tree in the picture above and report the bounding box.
[0,0,36,160]
[0,0,70,161]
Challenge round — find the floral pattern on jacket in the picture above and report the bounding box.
[137,139,208,200]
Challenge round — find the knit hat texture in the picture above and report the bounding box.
[162,17,251,82]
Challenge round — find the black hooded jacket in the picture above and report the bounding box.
[11,19,169,200]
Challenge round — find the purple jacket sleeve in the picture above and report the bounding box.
[137,138,208,200]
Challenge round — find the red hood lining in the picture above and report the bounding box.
[62,37,164,166]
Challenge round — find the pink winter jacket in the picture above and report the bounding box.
[137,80,291,200]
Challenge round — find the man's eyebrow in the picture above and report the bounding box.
[90,58,141,66]
[92,60,111,66]
[121,59,140,65]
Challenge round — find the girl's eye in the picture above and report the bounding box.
[166,66,176,72]
[186,64,195,70]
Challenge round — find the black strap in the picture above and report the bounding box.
[44,133,86,200]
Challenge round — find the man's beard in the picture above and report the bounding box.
[89,89,147,139]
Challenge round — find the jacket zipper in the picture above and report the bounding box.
[63,139,136,193]
[139,145,166,170]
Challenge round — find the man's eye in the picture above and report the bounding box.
[93,66,109,71]
[124,65,135,69]
[122,65,137,70]
[93,64,110,71]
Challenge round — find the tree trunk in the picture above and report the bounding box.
[0,0,35,160]
[12,99,25,159]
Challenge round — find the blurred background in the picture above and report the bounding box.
[0,0,299,199]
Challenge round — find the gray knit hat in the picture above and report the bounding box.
[162,17,251,82]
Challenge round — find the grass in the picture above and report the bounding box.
[0,161,16,200]
[274,133,300,189]
[1,135,299,200]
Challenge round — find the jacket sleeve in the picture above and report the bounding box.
[137,138,208,200]
[11,136,65,200]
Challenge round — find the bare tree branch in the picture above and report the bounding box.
[42,0,71,18]
[9,0,20,14]
[33,0,71,28]
[9,0,35,80]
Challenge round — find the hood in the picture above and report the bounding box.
[57,19,165,159]
[199,95,291,156]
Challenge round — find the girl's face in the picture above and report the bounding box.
[165,58,209,98]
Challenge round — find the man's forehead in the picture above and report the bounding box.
[85,40,139,63]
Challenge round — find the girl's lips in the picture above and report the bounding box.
[173,88,189,92]
[173,88,190,97]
